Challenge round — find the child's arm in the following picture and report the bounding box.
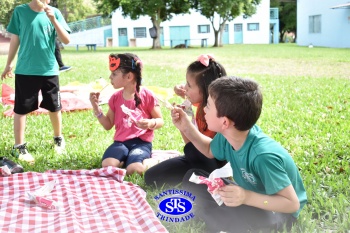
[172,106,214,158]
[96,108,115,130]
[1,35,20,80]
[180,131,190,144]
[44,7,70,44]
[90,92,114,130]
[135,105,164,130]
[218,184,300,214]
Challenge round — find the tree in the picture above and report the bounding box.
[0,0,96,28]
[0,0,26,28]
[94,0,192,49]
[50,0,96,22]
[271,0,296,42]
[192,0,261,47]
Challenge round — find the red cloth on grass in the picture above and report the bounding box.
[1,83,92,117]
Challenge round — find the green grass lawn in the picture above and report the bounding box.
[1,44,349,232]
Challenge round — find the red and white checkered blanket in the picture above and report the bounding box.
[0,167,168,233]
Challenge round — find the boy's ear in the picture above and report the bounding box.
[222,116,233,130]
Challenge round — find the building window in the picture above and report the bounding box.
[198,25,210,33]
[309,15,321,33]
[270,8,279,19]
[234,24,242,32]
[224,24,229,32]
[134,27,146,38]
[247,23,259,31]
[118,28,127,36]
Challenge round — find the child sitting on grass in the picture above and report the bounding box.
[144,54,227,187]
[89,53,164,175]
[171,76,307,232]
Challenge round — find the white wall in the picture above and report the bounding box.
[297,0,350,48]
[238,0,270,44]
[160,11,216,47]
[111,12,153,47]
[111,0,270,47]
[67,25,112,47]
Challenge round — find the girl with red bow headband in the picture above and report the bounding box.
[144,54,227,186]
[90,53,164,175]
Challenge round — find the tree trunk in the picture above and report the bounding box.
[151,16,162,49]
[211,18,227,47]
[213,30,219,47]
[280,29,286,43]
[63,5,68,22]
[218,21,226,47]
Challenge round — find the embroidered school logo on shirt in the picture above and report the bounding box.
[153,189,195,223]
[43,25,52,36]
[240,168,257,185]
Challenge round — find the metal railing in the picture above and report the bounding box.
[68,16,111,33]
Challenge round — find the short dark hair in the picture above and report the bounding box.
[208,76,263,131]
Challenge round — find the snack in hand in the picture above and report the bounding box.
[36,0,46,8]
[189,163,235,206]
[120,104,143,127]
[189,173,225,205]
[155,96,174,110]
[179,99,193,117]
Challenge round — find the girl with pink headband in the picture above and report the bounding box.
[144,54,227,186]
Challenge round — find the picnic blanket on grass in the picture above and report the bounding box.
[143,150,182,169]
[1,83,93,117]
[0,167,168,233]
[1,83,174,117]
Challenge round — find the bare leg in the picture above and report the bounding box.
[49,111,62,137]
[126,162,146,175]
[102,158,121,168]
[13,113,35,162]
[14,113,27,145]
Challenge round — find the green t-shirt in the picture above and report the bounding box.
[7,4,71,75]
[210,125,307,218]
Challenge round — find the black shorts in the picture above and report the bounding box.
[14,74,62,114]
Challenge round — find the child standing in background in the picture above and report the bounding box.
[90,53,164,175]
[55,38,72,72]
[144,54,227,186]
[1,0,71,163]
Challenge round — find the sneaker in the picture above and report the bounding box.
[0,157,24,174]
[11,143,35,163]
[54,136,66,154]
[59,66,72,72]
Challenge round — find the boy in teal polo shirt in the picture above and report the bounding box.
[171,76,307,232]
[1,0,71,162]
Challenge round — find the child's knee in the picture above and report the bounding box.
[102,158,120,167]
[126,162,145,175]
